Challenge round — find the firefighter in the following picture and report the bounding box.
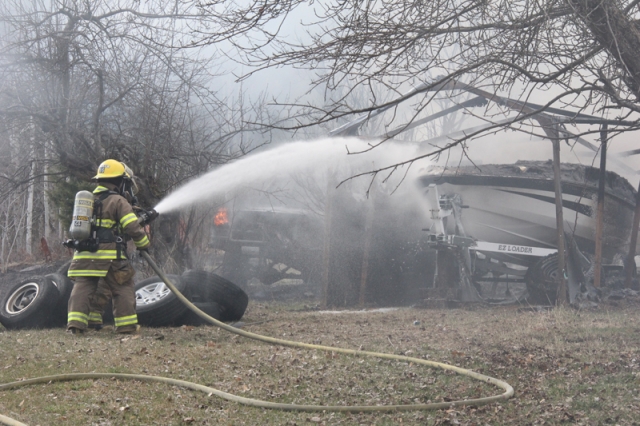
[85,162,149,331]
[66,159,150,334]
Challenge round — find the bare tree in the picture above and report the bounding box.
[193,0,640,155]
[0,0,274,264]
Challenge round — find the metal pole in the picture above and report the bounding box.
[551,124,567,305]
[625,180,640,288]
[594,124,608,288]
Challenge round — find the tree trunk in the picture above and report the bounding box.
[569,1,640,100]
[26,160,34,256]
[58,208,64,239]
[43,144,52,241]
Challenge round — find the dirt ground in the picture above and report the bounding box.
[1,299,640,425]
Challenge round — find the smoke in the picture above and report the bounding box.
[154,136,440,307]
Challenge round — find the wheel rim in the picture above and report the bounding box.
[5,282,40,315]
[135,282,170,306]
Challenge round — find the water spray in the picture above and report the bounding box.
[153,137,422,214]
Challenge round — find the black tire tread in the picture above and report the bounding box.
[57,260,72,276]
[45,273,73,326]
[525,254,559,305]
[181,269,248,322]
[175,302,222,326]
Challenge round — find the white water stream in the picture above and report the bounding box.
[154,137,422,214]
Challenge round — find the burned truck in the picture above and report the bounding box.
[208,195,435,307]
[209,208,324,290]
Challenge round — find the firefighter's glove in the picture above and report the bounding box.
[136,247,149,263]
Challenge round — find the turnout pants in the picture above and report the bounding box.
[67,260,138,333]
[88,280,112,327]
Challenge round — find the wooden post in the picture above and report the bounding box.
[551,124,567,305]
[625,180,640,288]
[322,177,334,307]
[359,196,376,306]
[593,124,608,288]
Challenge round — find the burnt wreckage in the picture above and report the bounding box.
[331,77,640,306]
[210,208,323,292]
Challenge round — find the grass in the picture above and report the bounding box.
[1,301,640,425]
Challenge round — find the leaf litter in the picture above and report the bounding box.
[1,302,640,424]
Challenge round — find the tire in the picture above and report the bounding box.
[182,269,248,322]
[135,274,190,327]
[45,273,74,326]
[0,276,61,330]
[175,302,222,326]
[525,254,559,305]
[57,259,72,276]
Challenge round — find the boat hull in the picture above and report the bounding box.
[419,164,636,264]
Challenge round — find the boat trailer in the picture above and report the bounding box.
[423,184,599,305]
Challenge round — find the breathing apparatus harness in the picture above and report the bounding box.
[97,190,127,259]
[63,182,158,256]
[63,189,125,258]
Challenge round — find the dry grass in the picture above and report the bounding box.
[1,301,640,425]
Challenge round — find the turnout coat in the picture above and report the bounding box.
[67,183,150,278]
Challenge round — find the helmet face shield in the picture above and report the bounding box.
[121,163,138,195]
[122,163,134,179]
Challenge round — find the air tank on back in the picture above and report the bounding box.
[69,190,94,240]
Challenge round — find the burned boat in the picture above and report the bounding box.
[326,76,640,305]
[419,160,638,303]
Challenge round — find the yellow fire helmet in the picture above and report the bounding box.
[93,159,131,180]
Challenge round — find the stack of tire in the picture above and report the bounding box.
[0,267,248,330]
[0,263,73,330]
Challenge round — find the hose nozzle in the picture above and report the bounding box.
[138,208,159,226]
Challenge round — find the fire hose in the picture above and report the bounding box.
[0,251,513,425]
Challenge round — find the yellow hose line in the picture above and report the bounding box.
[0,252,513,425]
[0,414,25,426]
